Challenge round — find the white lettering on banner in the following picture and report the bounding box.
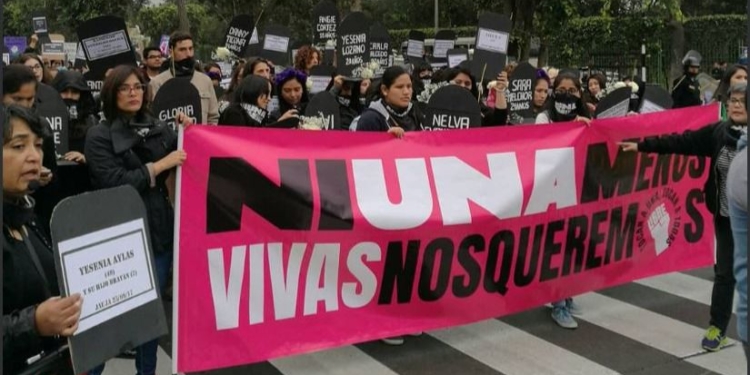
[351,149,579,229]
[431,114,470,130]
[341,33,366,45]
[57,219,157,334]
[82,30,131,61]
[87,80,104,91]
[208,242,383,329]
[525,148,578,214]
[319,15,336,23]
[476,28,509,54]
[303,244,339,316]
[352,158,433,230]
[44,117,63,146]
[228,27,250,39]
[263,35,290,53]
[342,45,365,55]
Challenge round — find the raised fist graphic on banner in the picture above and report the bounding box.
[648,203,671,256]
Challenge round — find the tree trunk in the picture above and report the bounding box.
[177,0,190,33]
[667,19,685,88]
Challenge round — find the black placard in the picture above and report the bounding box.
[447,48,469,68]
[432,30,456,61]
[369,23,391,76]
[36,83,70,155]
[50,186,168,374]
[313,0,339,45]
[507,62,537,124]
[406,30,425,63]
[471,13,512,83]
[77,16,136,81]
[595,87,632,119]
[32,11,51,44]
[639,84,674,114]
[309,65,336,94]
[244,27,262,58]
[337,12,370,78]
[260,24,292,66]
[224,15,254,57]
[424,85,482,131]
[304,91,341,130]
[83,71,104,99]
[152,79,202,129]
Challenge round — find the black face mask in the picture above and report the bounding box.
[63,98,79,120]
[553,92,580,121]
[173,56,196,77]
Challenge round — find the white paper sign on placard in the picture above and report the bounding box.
[3,53,10,65]
[263,35,290,53]
[448,54,467,68]
[33,16,48,33]
[407,40,424,58]
[476,28,509,54]
[433,40,455,58]
[57,218,157,335]
[640,99,665,114]
[310,76,331,94]
[82,30,131,61]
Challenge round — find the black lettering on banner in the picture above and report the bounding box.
[688,156,707,178]
[452,234,484,298]
[418,238,454,302]
[484,230,514,295]
[206,158,314,233]
[562,215,588,276]
[585,211,608,271]
[635,152,655,192]
[513,225,543,287]
[672,155,687,183]
[539,219,565,282]
[652,154,671,188]
[684,188,705,243]
[315,160,354,230]
[604,203,638,264]
[378,240,420,304]
[581,142,638,203]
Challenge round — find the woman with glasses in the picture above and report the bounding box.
[534,71,591,329]
[84,65,192,375]
[17,53,53,85]
[619,82,747,352]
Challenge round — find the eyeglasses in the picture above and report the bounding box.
[728,98,746,107]
[118,84,146,94]
[147,55,163,60]
[27,64,42,71]
[555,88,580,96]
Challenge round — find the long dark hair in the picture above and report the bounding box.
[545,71,590,122]
[16,53,53,84]
[443,67,479,99]
[241,58,272,80]
[3,104,50,145]
[715,64,748,104]
[100,65,151,122]
[275,68,309,111]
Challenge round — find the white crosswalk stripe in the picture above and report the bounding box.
[102,269,746,375]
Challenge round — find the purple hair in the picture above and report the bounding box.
[275,68,307,88]
[535,69,551,85]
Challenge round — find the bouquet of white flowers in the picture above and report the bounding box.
[299,112,327,130]
[325,39,337,50]
[610,81,639,94]
[417,81,450,103]
[214,47,232,61]
[351,61,381,80]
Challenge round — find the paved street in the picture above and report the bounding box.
[103,267,746,375]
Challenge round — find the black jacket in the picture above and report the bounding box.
[51,71,99,153]
[218,104,266,127]
[638,120,743,215]
[3,202,64,374]
[671,75,702,109]
[84,116,177,254]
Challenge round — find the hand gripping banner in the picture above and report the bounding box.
[174,105,719,372]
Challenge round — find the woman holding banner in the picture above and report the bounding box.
[619,82,748,352]
[535,71,592,329]
[84,65,192,375]
[3,105,83,375]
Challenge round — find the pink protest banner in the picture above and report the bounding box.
[174,104,719,373]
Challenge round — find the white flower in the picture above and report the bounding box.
[487,80,497,90]
[417,81,449,103]
[325,39,336,49]
[368,61,380,71]
[299,112,327,130]
[360,68,374,80]
[629,82,639,93]
[214,47,232,61]
[306,79,313,92]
